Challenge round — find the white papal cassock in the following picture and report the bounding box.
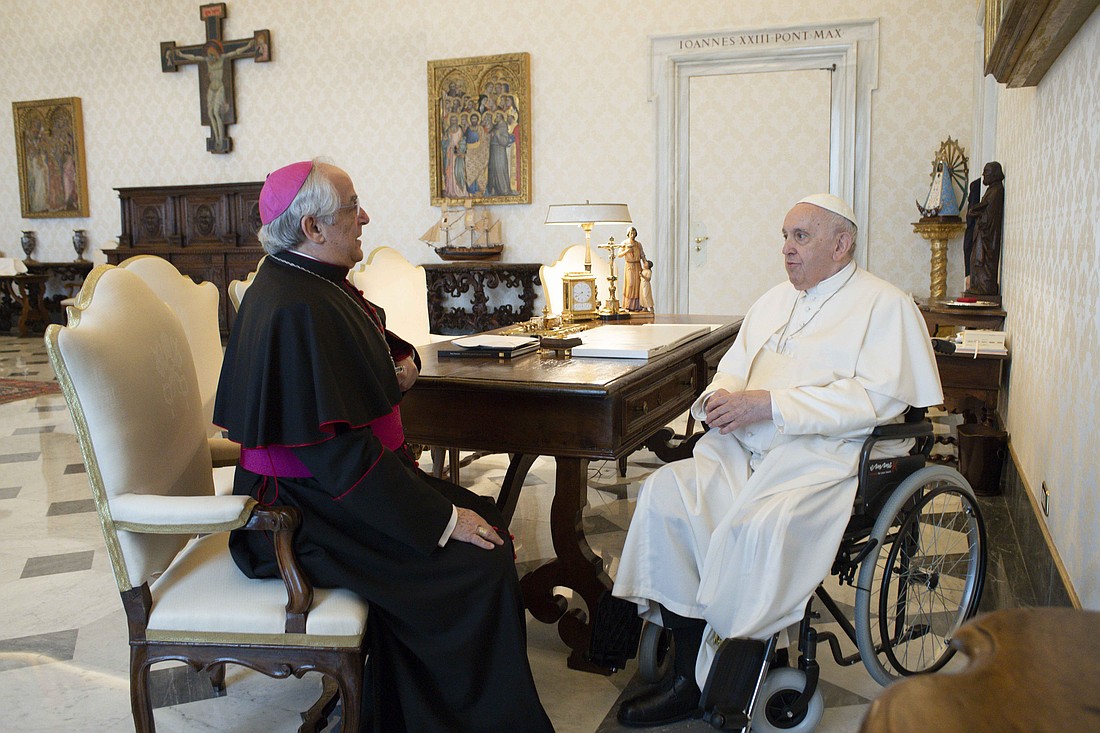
[613,262,943,687]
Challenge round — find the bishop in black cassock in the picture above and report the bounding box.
[213,160,553,732]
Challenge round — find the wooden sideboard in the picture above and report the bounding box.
[105,181,266,336]
[918,298,1008,425]
[423,262,541,335]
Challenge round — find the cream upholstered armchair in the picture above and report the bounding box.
[228,256,266,313]
[351,247,465,479]
[350,246,448,347]
[116,256,238,492]
[46,265,368,733]
[116,256,223,431]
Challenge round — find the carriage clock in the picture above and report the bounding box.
[561,272,599,321]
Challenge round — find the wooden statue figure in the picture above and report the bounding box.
[619,227,645,311]
[966,161,1005,296]
[639,258,654,312]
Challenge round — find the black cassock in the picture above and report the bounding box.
[214,250,553,732]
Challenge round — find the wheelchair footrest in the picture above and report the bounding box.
[702,706,750,731]
[700,637,770,729]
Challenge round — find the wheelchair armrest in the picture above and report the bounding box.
[869,422,933,440]
[855,419,935,517]
[861,422,934,470]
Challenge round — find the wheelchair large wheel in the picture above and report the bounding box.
[637,620,673,684]
[854,465,986,687]
[751,668,823,733]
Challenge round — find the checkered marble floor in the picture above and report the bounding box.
[0,334,1016,732]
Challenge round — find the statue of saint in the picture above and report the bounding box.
[618,227,645,311]
[966,161,1005,296]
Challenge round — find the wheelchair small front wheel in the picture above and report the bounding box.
[637,620,673,684]
[751,668,823,733]
[854,465,986,687]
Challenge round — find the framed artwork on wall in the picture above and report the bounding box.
[12,97,90,218]
[427,52,531,206]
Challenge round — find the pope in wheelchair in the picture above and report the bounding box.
[611,194,983,730]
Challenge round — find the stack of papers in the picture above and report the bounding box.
[437,334,539,359]
[571,324,714,359]
[952,329,1008,355]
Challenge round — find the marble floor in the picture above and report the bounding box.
[0,333,1020,732]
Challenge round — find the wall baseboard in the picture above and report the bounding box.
[999,444,1079,609]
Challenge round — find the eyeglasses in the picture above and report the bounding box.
[335,196,360,214]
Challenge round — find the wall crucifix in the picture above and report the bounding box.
[160,3,271,154]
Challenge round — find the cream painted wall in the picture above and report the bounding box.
[2,0,974,303]
[995,8,1100,609]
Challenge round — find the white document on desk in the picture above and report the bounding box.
[570,323,716,359]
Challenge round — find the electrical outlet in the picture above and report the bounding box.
[1041,482,1050,517]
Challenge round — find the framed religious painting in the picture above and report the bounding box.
[427,52,531,206]
[12,97,90,218]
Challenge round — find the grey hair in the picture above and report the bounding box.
[258,158,341,255]
[828,211,858,255]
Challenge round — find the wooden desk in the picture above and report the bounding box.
[401,315,741,672]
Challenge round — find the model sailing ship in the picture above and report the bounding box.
[420,201,504,261]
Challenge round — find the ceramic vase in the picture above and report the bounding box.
[20,231,37,261]
[72,230,88,261]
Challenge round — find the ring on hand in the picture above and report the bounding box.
[476,526,489,539]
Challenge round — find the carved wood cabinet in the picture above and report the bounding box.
[106,181,265,335]
[422,262,541,335]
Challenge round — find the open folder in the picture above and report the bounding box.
[570,324,714,359]
[437,334,540,359]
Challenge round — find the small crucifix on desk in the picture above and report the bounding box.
[597,236,629,318]
[161,3,271,154]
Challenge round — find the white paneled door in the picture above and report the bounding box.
[687,69,831,316]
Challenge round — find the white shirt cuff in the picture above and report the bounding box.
[437,505,459,547]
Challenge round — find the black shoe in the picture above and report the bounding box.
[617,674,702,727]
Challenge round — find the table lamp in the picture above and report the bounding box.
[545,202,632,273]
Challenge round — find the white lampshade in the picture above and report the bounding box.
[545,203,632,226]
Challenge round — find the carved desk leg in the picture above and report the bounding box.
[519,456,615,674]
[496,453,538,526]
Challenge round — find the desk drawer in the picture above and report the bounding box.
[622,364,697,438]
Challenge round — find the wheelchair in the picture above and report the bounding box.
[635,410,988,732]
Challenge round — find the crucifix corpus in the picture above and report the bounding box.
[161,3,271,154]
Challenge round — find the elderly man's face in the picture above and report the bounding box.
[315,164,369,268]
[781,203,852,291]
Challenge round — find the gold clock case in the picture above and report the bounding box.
[562,272,598,321]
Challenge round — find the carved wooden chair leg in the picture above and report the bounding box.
[298,675,342,733]
[130,648,155,733]
[208,663,226,695]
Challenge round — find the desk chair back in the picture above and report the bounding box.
[351,246,438,347]
[228,256,266,313]
[116,256,223,433]
[540,243,614,317]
